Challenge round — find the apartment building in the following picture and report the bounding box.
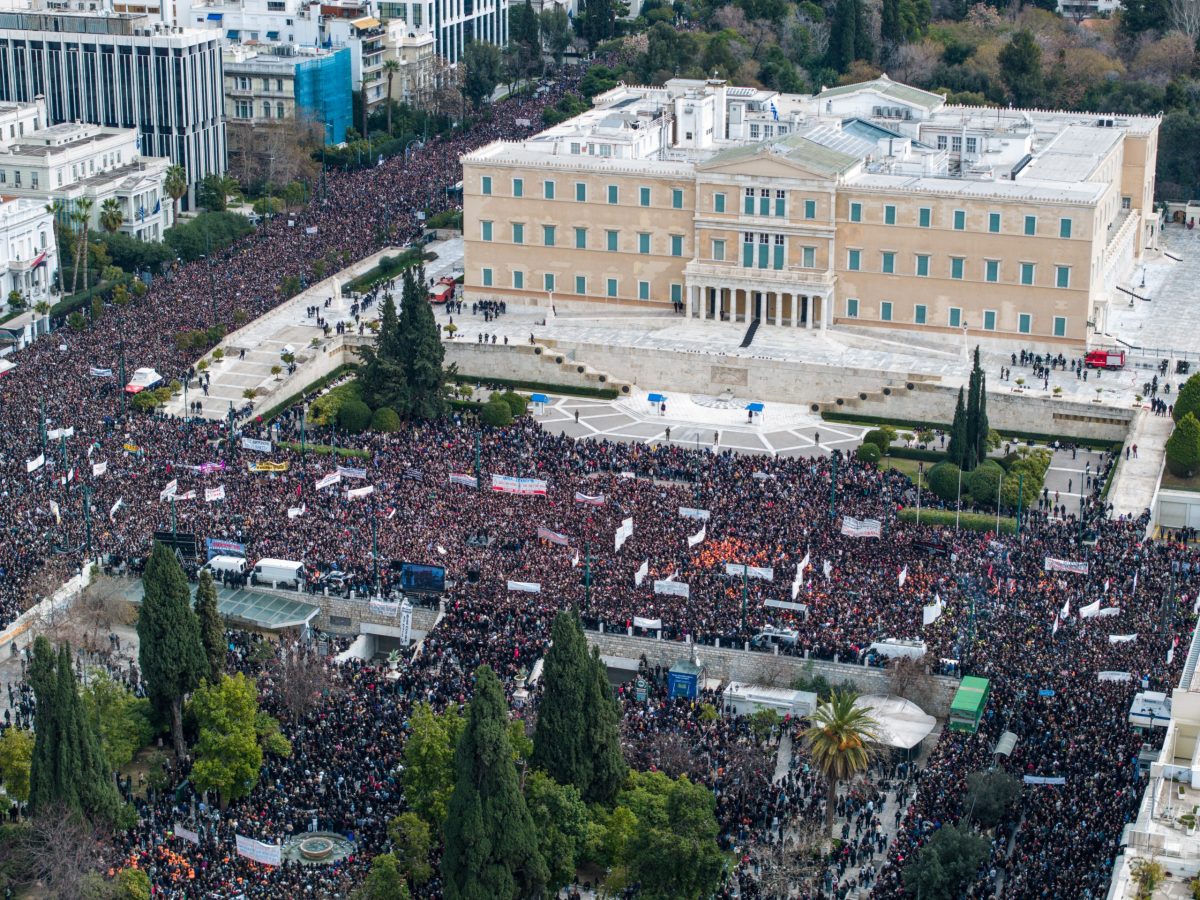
[462,75,1159,347]
[223,43,352,143]
[0,10,226,209]
[0,195,56,307]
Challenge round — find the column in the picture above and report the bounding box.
[820,295,828,331]
[807,296,814,330]
[685,284,694,319]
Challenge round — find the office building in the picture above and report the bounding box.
[0,9,226,209]
[224,44,352,144]
[377,0,506,65]
[462,75,1159,346]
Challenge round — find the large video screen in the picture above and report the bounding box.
[400,563,446,594]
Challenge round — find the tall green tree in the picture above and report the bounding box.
[963,350,981,472]
[539,7,572,65]
[0,727,33,813]
[194,570,225,684]
[359,291,411,414]
[388,812,433,884]
[462,41,503,109]
[973,348,989,468]
[81,670,154,785]
[903,822,989,898]
[402,702,466,828]
[524,770,590,894]
[947,387,967,468]
[803,690,878,829]
[1166,412,1200,477]
[1174,373,1200,424]
[583,644,626,804]
[362,853,412,900]
[441,666,548,899]
[578,0,618,48]
[826,0,858,71]
[999,30,1043,107]
[399,267,447,420]
[137,542,208,760]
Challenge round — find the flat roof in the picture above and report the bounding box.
[121,580,319,630]
[818,76,945,112]
[848,172,1105,204]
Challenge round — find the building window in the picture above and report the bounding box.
[846,297,859,318]
[847,249,861,271]
[671,283,682,303]
[606,230,619,252]
[850,201,862,223]
[759,189,771,217]
[712,239,725,261]
[1018,313,1032,334]
[638,233,651,255]
[952,136,962,152]
[918,207,931,228]
[606,278,617,298]
[1060,218,1072,239]
[545,273,555,292]
[1053,316,1067,337]
[936,135,947,150]
[742,232,755,267]
[744,188,755,215]
[985,259,999,282]
[965,137,977,154]
[773,233,784,270]
[750,123,760,139]
[481,220,492,241]
[575,275,586,295]
[543,180,555,200]
[512,223,524,244]
[950,257,964,279]
[638,186,650,207]
[878,251,893,274]
[953,209,965,230]
[1122,196,1132,210]
[276,102,285,118]
[714,192,726,213]
[803,197,815,219]
[776,191,788,217]
[981,310,997,331]
[916,254,929,277]
[607,185,618,205]
[575,227,587,250]
[1020,262,1034,286]
[543,225,556,247]
[1024,215,1036,236]
[575,182,586,202]
[481,175,491,195]
[513,178,523,198]
[513,270,524,289]
[638,280,650,300]
[988,212,1000,233]
[672,188,683,209]
[802,246,815,268]
[481,267,492,287]
[914,304,927,325]
[948,307,961,328]
[757,232,770,268]
[671,234,684,257]
[1056,266,1070,288]
[884,204,896,225]
[880,300,893,321]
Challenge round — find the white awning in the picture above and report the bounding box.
[858,694,936,750]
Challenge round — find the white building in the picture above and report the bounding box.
[0,196,57,309]
[0,99,44,149]
[0,9,227,209]
[0,121,174,241]
[376,0,506,65]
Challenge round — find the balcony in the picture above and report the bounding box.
[685,260,836,293]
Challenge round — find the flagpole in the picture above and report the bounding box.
[996,472,1002,533]
[828,452,837,519]
[39,398,47,454]
[956,465,962,531]
[1016,473,1023,538]
[916,462,923,526]
[82,484,92,561]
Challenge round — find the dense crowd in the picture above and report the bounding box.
[0,61,1194,900]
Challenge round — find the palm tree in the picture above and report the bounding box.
[44,201,65,296]
[74,197,94,294]
[164,164,188,223]
[803,690,879,831]
[99,197,124,234]
[382,58,401,135]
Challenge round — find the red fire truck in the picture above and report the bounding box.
[428,277,456,305]
[1085,349,1126,370]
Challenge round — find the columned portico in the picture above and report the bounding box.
[685,263,833,331]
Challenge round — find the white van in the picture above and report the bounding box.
[250,558,305,589]
[204,555,247,577]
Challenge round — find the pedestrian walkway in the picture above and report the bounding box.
[1107,410,1173,517]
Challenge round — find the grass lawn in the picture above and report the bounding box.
[1162,470,1200,493]
[883,456,926,487]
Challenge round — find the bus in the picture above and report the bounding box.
[948,676,990,733]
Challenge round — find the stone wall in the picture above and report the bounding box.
[585,629,959,717]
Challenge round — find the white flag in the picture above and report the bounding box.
[26,454,45,473]
[1133,570,1139,594]
[49,499,60,525]
[687,525,706,548]
[205,485,226,503]
[635,558,649,586]
[1079,599,1101,619]
[922,593,943,626]
[287,505,305,519]
[160,478,179,501]
[1052,613,1059,635]
[1060,599,1070,619]
[823,559,832,580]
[1168,636,1179,665]
[109,497,124,521]
[436,544,447,556]
[898,565,908,588]
[345,485,375,500]
[92,461,107,477]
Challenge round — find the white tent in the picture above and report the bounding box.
[858,694,937,751]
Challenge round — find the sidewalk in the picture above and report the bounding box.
[1106,409,1173,517]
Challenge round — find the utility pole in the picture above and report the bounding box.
[300,407,307,461]
[171,496,178,541]
[1016,473,1024,537]
[82,484,93,560]
[828,452,837,519]
[227,402,236,459]
[474,430,482,487]
[118,342,127,417]
[39,398,47,454]
[371,498,380,597]
[916,462,923,526]
[583,541,592,611]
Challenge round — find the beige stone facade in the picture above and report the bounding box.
[462,76,1160,348]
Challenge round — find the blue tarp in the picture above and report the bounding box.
[746,402,764,412]
[648,393,667,403]
[530,393,550,404]
[207,11,223,18]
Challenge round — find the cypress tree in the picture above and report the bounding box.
[27,636,59,814]
[442,666,548,900]
[826,0,857,71]
[973,348,990,466]
[881,0,901,44]
[359,290,410,414]
[137,542,207,760]
[964,360,981,472]
[402,267,447,421]
[531,610,590,792]
[947,387,967,468]
[194,570,225,684]
[582,644,627,805]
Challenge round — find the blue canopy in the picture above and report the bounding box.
[530,393,550,404]
[746,402,764,412]
[648,393,667,403]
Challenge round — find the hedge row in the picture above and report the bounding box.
[276,440,370,459]
[897,507,1018,534]
[821,411,1123,452]
[347,248,425,293]
[885,447,948,463]
[449,373,619,400]
[257,363,357,424]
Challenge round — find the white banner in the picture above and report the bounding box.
[241,437,272,453]
[1023,776,1067,786]
[109,498,124,521]
[725,562,774,581]
[449,473,478,488]
[678,507,710,521]
[507,581,542,593]
[346,485,375,500]
[47,427,74,440]
[840,516,882,538]
[823,559,832,580]
[26,454,44,473]
[687,525,706,548]
[287,504,305,519]
[633,616,663,630]
[205,485,226,503]
[89,367,113,377]
[173,823,200,846]
[1093,607,1121,618]
[49,499,60,525]
[1109,634,1138,644]
[336,465,367,480]
[316,472,342,491]
[160,478,179,501]
[399,600,413,645]
[491,474,548,495]
[615,517,633,553]
[574,491,605,506]
[653,579,690,599]
[235,835,281,867]
[537,526,570,546]
[1098,670,1133,681]
[922,595,944,626]
[635,559,649,587]
[175,490,196,501]
[92,461,107,477]
[765,599,808,614]
[1079,599,1101,618]
[369,599,400,617]
[1045,557,1088,575]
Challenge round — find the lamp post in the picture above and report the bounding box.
[474,430,482,487]
[916,462,923,526]
[82,484,92,560]
[300,406,307,461]
[118,340,127,417]
[828,451,837,519]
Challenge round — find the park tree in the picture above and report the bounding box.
[80,671,155,786]
[582,642,627,804]
[903,822,989,899]
[539,7,572,65]
[441,665,548,899]
[803,690,878,829]
[388,812,433,885]
[524,770,591,894]
[1166,412,1200,477]
[462,41,503,110]
[0,727,33,814]
[194,570,225,684]
[358,291,410,415]
[402,702,466,828]
[947,387,968,468]
[362,853,412,900]
[965,770,1022,828]
[398,267,447,420]
[999,30,1043,107]
[137,542,208,760]
[1174,373,1200,424]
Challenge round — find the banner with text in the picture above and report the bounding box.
[235,835,281,867]
[491,474,548,496]
[1045,557,1089,575]
[840,517,882,538]
[654,579,690,599]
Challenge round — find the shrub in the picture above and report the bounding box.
[862,429,892,452]
[967,465,1002,507]
[977,459,1004,475]
[1166,412,1200,478]
[479,398,513,427]
[857,442,881,464]
[371,406,402,432]
[337,398,372,433]
[498,390,528,417]
[897,508,1017,534]
[926,462,963,503]
[1175,374,1200,425]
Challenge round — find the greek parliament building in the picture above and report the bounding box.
[461,76,1160,346]
[0,10,225,208]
